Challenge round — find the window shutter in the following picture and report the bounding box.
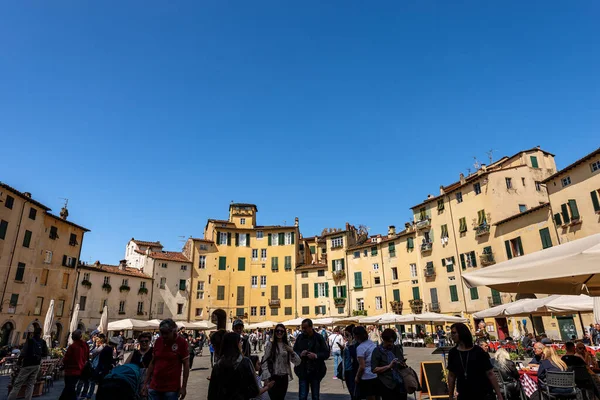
[393,289,400,302]
[449,285,458,302]
[268,234,272,246]
[470,251,477,267]
[470,287,479,300]
[62,255,67,266]
[332,260,335,271]
[227,232,232,246]
[0,220,7,240]
[505,240,513,260]
[325,283,329,297]
[591,191,600,212]
[568,199,580,220]
[246,234,250,247]
[341,259,345,270]
[235,233,239,246]
[429,228,434,243]
[460,253,466,270]
[516,237,524,256]
[553,213,562,226]
[314,283,319,298]
[315,306,319,315]
[333,287,337,298]
[216,231,220,245]
[441,258,446,268]
[291,232,295,244]
[354,272,362,288]
[530,156,539,168]
[342,286,347,298]
[407,237,414,249]
[219,256,226,270]
[279,233,285,244]
[238,257,246,271]
[561,204,571,224]
[412,287,420,300]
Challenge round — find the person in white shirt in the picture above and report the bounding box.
[354,326,379,400]
[328,327,345,380]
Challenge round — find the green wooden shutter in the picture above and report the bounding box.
[460,253,466,270]
[354,272,362,288]
[505,240,513,260]
[218,256,226,270]
[539,228,552,249]
[554,213,562,226]
[23,230,31,248]
[216,231,221,245]
[341,259,345,270]
[470,287,479,300]
[246,234,250,247]
[279,233,285,244]
[530,156,539,168]
[516,237,524,256]
[568,199,580,220]
[470,251,477,267]
[393,289,400,302]
[491,289,501,303]
[235,233,239,246]
[227,232,232,246]
[333,286,337,298]
[291,232,295,244]
[238,257,246,271]
[310,246,315,254]
[331,260,335,271]
[591,191,600,212]
[412,287,420,300]
[407,237,414,249]
[561,204,571,224]
[325,283,329,297]
[314,283,319,298]
[441,258,446,271]
[429,228,434,243]
[342,286,347,298]
[449,285,458,302]
[268,234,272,246]
[0,220,8,240]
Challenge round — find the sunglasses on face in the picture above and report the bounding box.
[276,330,285,334]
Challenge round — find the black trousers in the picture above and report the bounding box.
[59,375,80,400]
[377,380,407,400]
[268,374,289,400]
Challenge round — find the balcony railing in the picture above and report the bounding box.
[416,219,431,230]
[409,299,423,314]
[480,253,496,266]
[475,224,490,237]
[424,267,436,278]
[429,302,440,312]
[269,299,281,308]
[332,270,346,280]
[421,242,433,253]
[488,296,502,307]
[390,300,403,314]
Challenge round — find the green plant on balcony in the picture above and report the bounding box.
[352,310,367,316]
[119,285,131,293]
[102,283,112,293]
[138,287,148,295]
[81,279,92,289]
[333,297,346,306]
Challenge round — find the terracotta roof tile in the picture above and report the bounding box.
[46,213,91,232]
[494,203,550,226]
[190,238,215,243]
[0,182,51,211]
[131,239,163,247]
[148,251,191,263]
[80,263,152,279]
[541,147,600,184]
[296,263,327,271]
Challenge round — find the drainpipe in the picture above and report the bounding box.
[67,231,86,342]
[148,258,155,319]
[0,199,28,312]
[379,243,389,313]
[187,250,194,323]
[447,195,470,315]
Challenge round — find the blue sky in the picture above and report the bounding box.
[1,1,598,263]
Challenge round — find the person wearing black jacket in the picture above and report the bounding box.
[233,319,252,358]
[293,319,330,400]
[8,327,48,400]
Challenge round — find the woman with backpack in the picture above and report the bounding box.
[371,328,407,400]
[208,332,259,400]
[261,323,301,400]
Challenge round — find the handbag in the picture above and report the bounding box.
[399,366,421,394]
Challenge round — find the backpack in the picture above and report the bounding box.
[23,337,44,366]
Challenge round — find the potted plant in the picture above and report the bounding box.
[425,336,435,348]
[81,279,92,289]
[352,310,367,316]
[119,284,131,293]
[138,287,148,295]
[102,283,112,293]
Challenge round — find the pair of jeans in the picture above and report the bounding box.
[148,389,179,400]
[76,378,96,398]
[59,375,80,400]
[268,374,289,400]
[438,339,446,347]
[331,351,342,377]
[7,365,40,400]
[298,378,321,400]
[344,370,357,398]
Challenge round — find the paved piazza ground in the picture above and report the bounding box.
[0,346,441,399]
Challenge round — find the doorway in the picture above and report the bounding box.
[0,322,14,346]
[556,317,577,341]
[495,318,509,340]
[532,316,546,336]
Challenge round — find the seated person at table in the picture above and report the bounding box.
[521,333,533,353]
[575,342,598,369]
[491,348,521,400]
[561,342,586,368]
[538,347,574,395]
[529,343,545,365]
[540,334,553,345]
[582,334,592,345]
[479,340,491,358]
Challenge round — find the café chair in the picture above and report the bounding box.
[542,371,580,399]
[492,368,527,400]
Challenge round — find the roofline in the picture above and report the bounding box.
[541,147,600,184]
[189,238,215,243]
[78,264,153,279]
[229,203,258,212]
[46,213,90,232]
[0,182,52,211]
[494,203,550,226]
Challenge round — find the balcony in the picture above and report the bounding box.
[475,224,490,237]
[480,253,496,266]
[424,267,436,278]
[415,218,431,230]
[409,299,423,314]
[488,296,502,307]
[334,297,346,307]
[332,270,346,281]
[390,300,403,314]
[269,299,281,308]
[429,302,441,312]
[420,242,433,253]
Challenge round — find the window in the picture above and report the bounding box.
[29,207,37,220]
[157,302,164,315]
[34,297,44,315]
[119,301,126,314]
[62,273,69,289]
[5,195,14,209]
[332,259,344,271]
[458,217,467,233]
[407,237,414,250]
[40,268,49,286]
[505,177,513,189]
[251,276,258,288]
[456,192,463,203]
[217,286,225,300]
[238,233,247,247]
[8,294,18,313]
[285,307,292,315]
[252,249,258,261]
[161,263,167,269]
[353,251,360,259]
[260,276,267,288]
[179,280,186,291]
[285,232,293,245]
[200,244,208,251]
[388,242,396,257]
[374,277,381,285]
[371,246,378,256]
[260,306,266,316]
[159,277,166,289]
[250,306,257,316]
[199,256,206,269]
[69,233,78,246]
[315,283,327,297]
[302,283,309,298]
[301,271,308,278]
[22,230,32,248]
[56,299,64,317]
[302,306,309,315]
[240,218,246,225]
[568,199,580,220]
[261,249,267,261]
[535,181,542,191]
[219,232,228,245]
[372,263,379,271]
[49,226,58,240]
[505,237,524,259]
[122,278,129,286]
[473,182,481,195]
[591,161,600,173]
[331,236,343,248]
[237,286,245,305]
[410,264,417,278]
[519,204,527,213]
[271,233,279,246]
[375,296,383,310]
[103,276,110,285]
[561,176,571,187]
[391,267,398,280]
[440,224,448,239]
[0,220,7,240]
[44,251,52,264]
[459,251,477,269]
[218,256,226,270]
[195,308,202,317]
[470,287,479,300]
[256,231,264,239]
[15,263,25,281]
[530,155,539,168]
[354,272,363,288]
[522,177,526,187]
[140,281,146,289]
[237,257,246,271]
[443,257,455,273]
[317,270,325,277]
[539,228,553,249]
[196,281,204,291]
[284,256,292,270]
[356,298,364,311]
[591,190,600,212]
[412,287,420,300]
[363,249,368,257]
[449,285,459,302]
[437,199,444,211]
[285,285,292,299]
[180,264,187,271]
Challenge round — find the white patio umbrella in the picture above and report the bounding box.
[246,321,277,329]
[98,306,108,334]
[594,297,600,324]
[359,313,399,324]
[108,318,154,331]
[188,320,216,330]
[68,303,80,345]
[402,312,468,324]
[42,299,55,348]
[472,298,532,319]
[280,317,305,326]
[312,317,341,326]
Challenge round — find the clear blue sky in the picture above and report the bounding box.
[1,1,598,263]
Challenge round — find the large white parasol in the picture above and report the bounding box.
[68,303,80,345]
[42,299,55,348]
[98,306,108,335]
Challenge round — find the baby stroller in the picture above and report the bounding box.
[96,363,142,400]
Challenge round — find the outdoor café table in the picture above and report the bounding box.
[519,369,538,398]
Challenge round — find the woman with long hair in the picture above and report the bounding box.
[261,323,300,400]
[209,329,226,367]
[492,348,520,399]
[341,325,358,398]
[537,347,574,396]
[447,323,503,400]
[208,332,260,400]
[371,328,407,400]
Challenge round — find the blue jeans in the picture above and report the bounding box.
[438,339,446,347]
[148,389,179,400]
[332,351,341,377]
[298,378,321,400]
[76,379,95,399]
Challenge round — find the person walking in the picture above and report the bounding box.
[197,331,206,356]
[354,326,379,400]
[208,332,259,400]
[142,319,190,400]
[125,331,153,398]
[258,330,264,352]
[77,333,106,399]
[293,319,329,400]
[368,326,381,346]
[233,319,252,358]
[8,327,49,400]
[341,325,358,398]
[327,327,344,381]
[372,328,407,400]
[261,323,301,400]
[447,322,503,400]
[59,330,89,400]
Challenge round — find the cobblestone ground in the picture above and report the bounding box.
[0,346,443,399]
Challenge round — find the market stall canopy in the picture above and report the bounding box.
[108,318,154,331]
[359,313,402,324]
[472,299,533,319]
[397,312,468,324]
[312,318,340,326]
[177,320,216,330]
[334,316,361,325]
[280,317,306,326]
[246,321,277,329]
[463,233,600,295]
[473,295,593,318]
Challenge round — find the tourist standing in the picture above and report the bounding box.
[327,327,344,380]
[209,330,226,368]
[77,334,106,399]
[8,327,49,400]
[142,319,190,400]
[59,330,89,400]
[436,326,446,347]
[207,332,259,399]
[125,332,153,398]
[372,328,407,400]
[197,331,206,356]
[354,326,379,400]
[262,323,301,400]
[447,323,503,400]
[341,325,358,398]
[233,319,252,358]
[293,319,329,400]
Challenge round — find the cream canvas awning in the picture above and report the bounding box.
[473,295,593,318]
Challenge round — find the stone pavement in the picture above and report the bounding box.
[0,346,442,399]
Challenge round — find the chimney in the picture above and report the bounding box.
[60,206,69,220]
[481,164,487,172]
[145,248,151,255]
[345,222,350,230]
[427,194,433,199]
[439,185,445,195]
[294,217,299,227]
[404,222,411,229]
[459,173,466,185]
[388,225,396,237]
[23,192,31,198]
[119,260,127,271]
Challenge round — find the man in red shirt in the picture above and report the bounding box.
[59,330,89,400]
[143,319,189,400]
